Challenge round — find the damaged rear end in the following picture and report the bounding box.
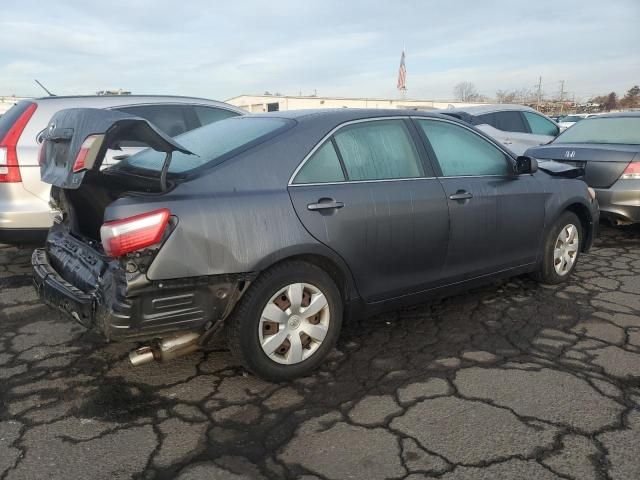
[32,109,250,363]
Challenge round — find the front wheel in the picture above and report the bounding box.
[534,211,582,284]
[225,261,343,382]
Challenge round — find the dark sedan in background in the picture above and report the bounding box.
[32,108,598,381]
[527,112,640,225]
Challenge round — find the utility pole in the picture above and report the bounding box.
[536,76,542,111]
[558,80,565,114]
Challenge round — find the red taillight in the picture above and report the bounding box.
[620,161,640,180]
[0,102,37,183]
[72,135,101,172]
[100,209,171,257]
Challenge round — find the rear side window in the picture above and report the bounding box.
[418,119,512,177]
[333,120,424,181]
[117,104,192,137]
[293,141,345,184]
[119,116,292,174]
[477,111,528,133]
[193,106,239,127]
[0,101,35,140]
[522,111,559,136]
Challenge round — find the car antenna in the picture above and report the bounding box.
[159,151,172,192]
[34,79,56,96]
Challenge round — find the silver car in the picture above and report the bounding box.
[441,104,561,155]
[0,95,244,243]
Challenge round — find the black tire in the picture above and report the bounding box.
[533,211,582,285]
[225,261,343,382]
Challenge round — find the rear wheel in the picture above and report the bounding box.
[225,261,342,381]
[534,211,582,284]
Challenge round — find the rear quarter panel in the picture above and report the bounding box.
[104,120,358,293]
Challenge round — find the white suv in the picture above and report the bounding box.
[0,95,244,243]
[441,104,561,155]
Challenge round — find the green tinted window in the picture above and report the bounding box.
[333,120,423,180]
[418,120,511,177]
[523,111,559,136]
[294,141,345,184]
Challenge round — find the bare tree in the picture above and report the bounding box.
[496,88,535,104]
[453,82,480,102]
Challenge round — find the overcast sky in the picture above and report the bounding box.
[1,0,639,101]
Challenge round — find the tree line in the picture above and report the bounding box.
[452,82,640,110]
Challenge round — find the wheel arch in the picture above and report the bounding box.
[252,244,360,303]
[556,200,596,252]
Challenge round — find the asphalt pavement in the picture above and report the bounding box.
[0,223,639,480]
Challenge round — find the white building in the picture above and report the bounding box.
[226,94,487,113]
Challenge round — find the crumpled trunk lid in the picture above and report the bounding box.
[40,108,192,189]
[527,143,637,188]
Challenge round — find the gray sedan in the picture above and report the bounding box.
[526,112,640,225]
[32,108,598,381]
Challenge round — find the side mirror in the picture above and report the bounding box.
[515,156,538,175]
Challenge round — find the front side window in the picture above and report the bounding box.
[293,141,345,184]
[193,106,238,126]
[477,111,528,133]
[523,111,559,136]
[333,120,424,181]
[417,119,512,177]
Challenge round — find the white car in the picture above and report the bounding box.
[558,113,590,130]
[441,104,560,156]
[0,95,244,243]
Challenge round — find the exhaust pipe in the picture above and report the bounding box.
[129,332,201,366]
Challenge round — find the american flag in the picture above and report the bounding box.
[397,50,407,91]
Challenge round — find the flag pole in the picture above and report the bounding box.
[403,42,406,100]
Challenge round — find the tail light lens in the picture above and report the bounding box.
[72,135,101,172]
[0,102,37,183]
[100,209,171,257]
[620,162,640,180]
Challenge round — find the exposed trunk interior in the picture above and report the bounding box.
[52,169,167,242]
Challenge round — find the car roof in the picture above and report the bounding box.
[441,104,539,115]
[590,111,640,119]
[30,94,244,113]
[251,108,453,123]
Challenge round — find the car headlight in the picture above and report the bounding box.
[587,187,596,202]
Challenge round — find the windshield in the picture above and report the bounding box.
[561,115,585,123]
[118,116,293,174]
[554,117,640,145]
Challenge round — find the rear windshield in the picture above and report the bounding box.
[0,100,35,140]
[118,116,293,174]
[554,117,640,145]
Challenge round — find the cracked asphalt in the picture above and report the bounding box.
[1,223,639,480]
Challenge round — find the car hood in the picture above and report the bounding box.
[536,160,584,178]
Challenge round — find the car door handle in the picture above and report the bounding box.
[449,191,473,201]
[112,154,130,161]
[307,200,344,211]
[503,139,513,145]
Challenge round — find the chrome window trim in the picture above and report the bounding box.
[288,115,519,186]
[289,176,438,187]
[288,116,418,186]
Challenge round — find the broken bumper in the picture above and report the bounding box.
[595,179,640,224]
[31,229,253,342]
[32,248,95,327]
